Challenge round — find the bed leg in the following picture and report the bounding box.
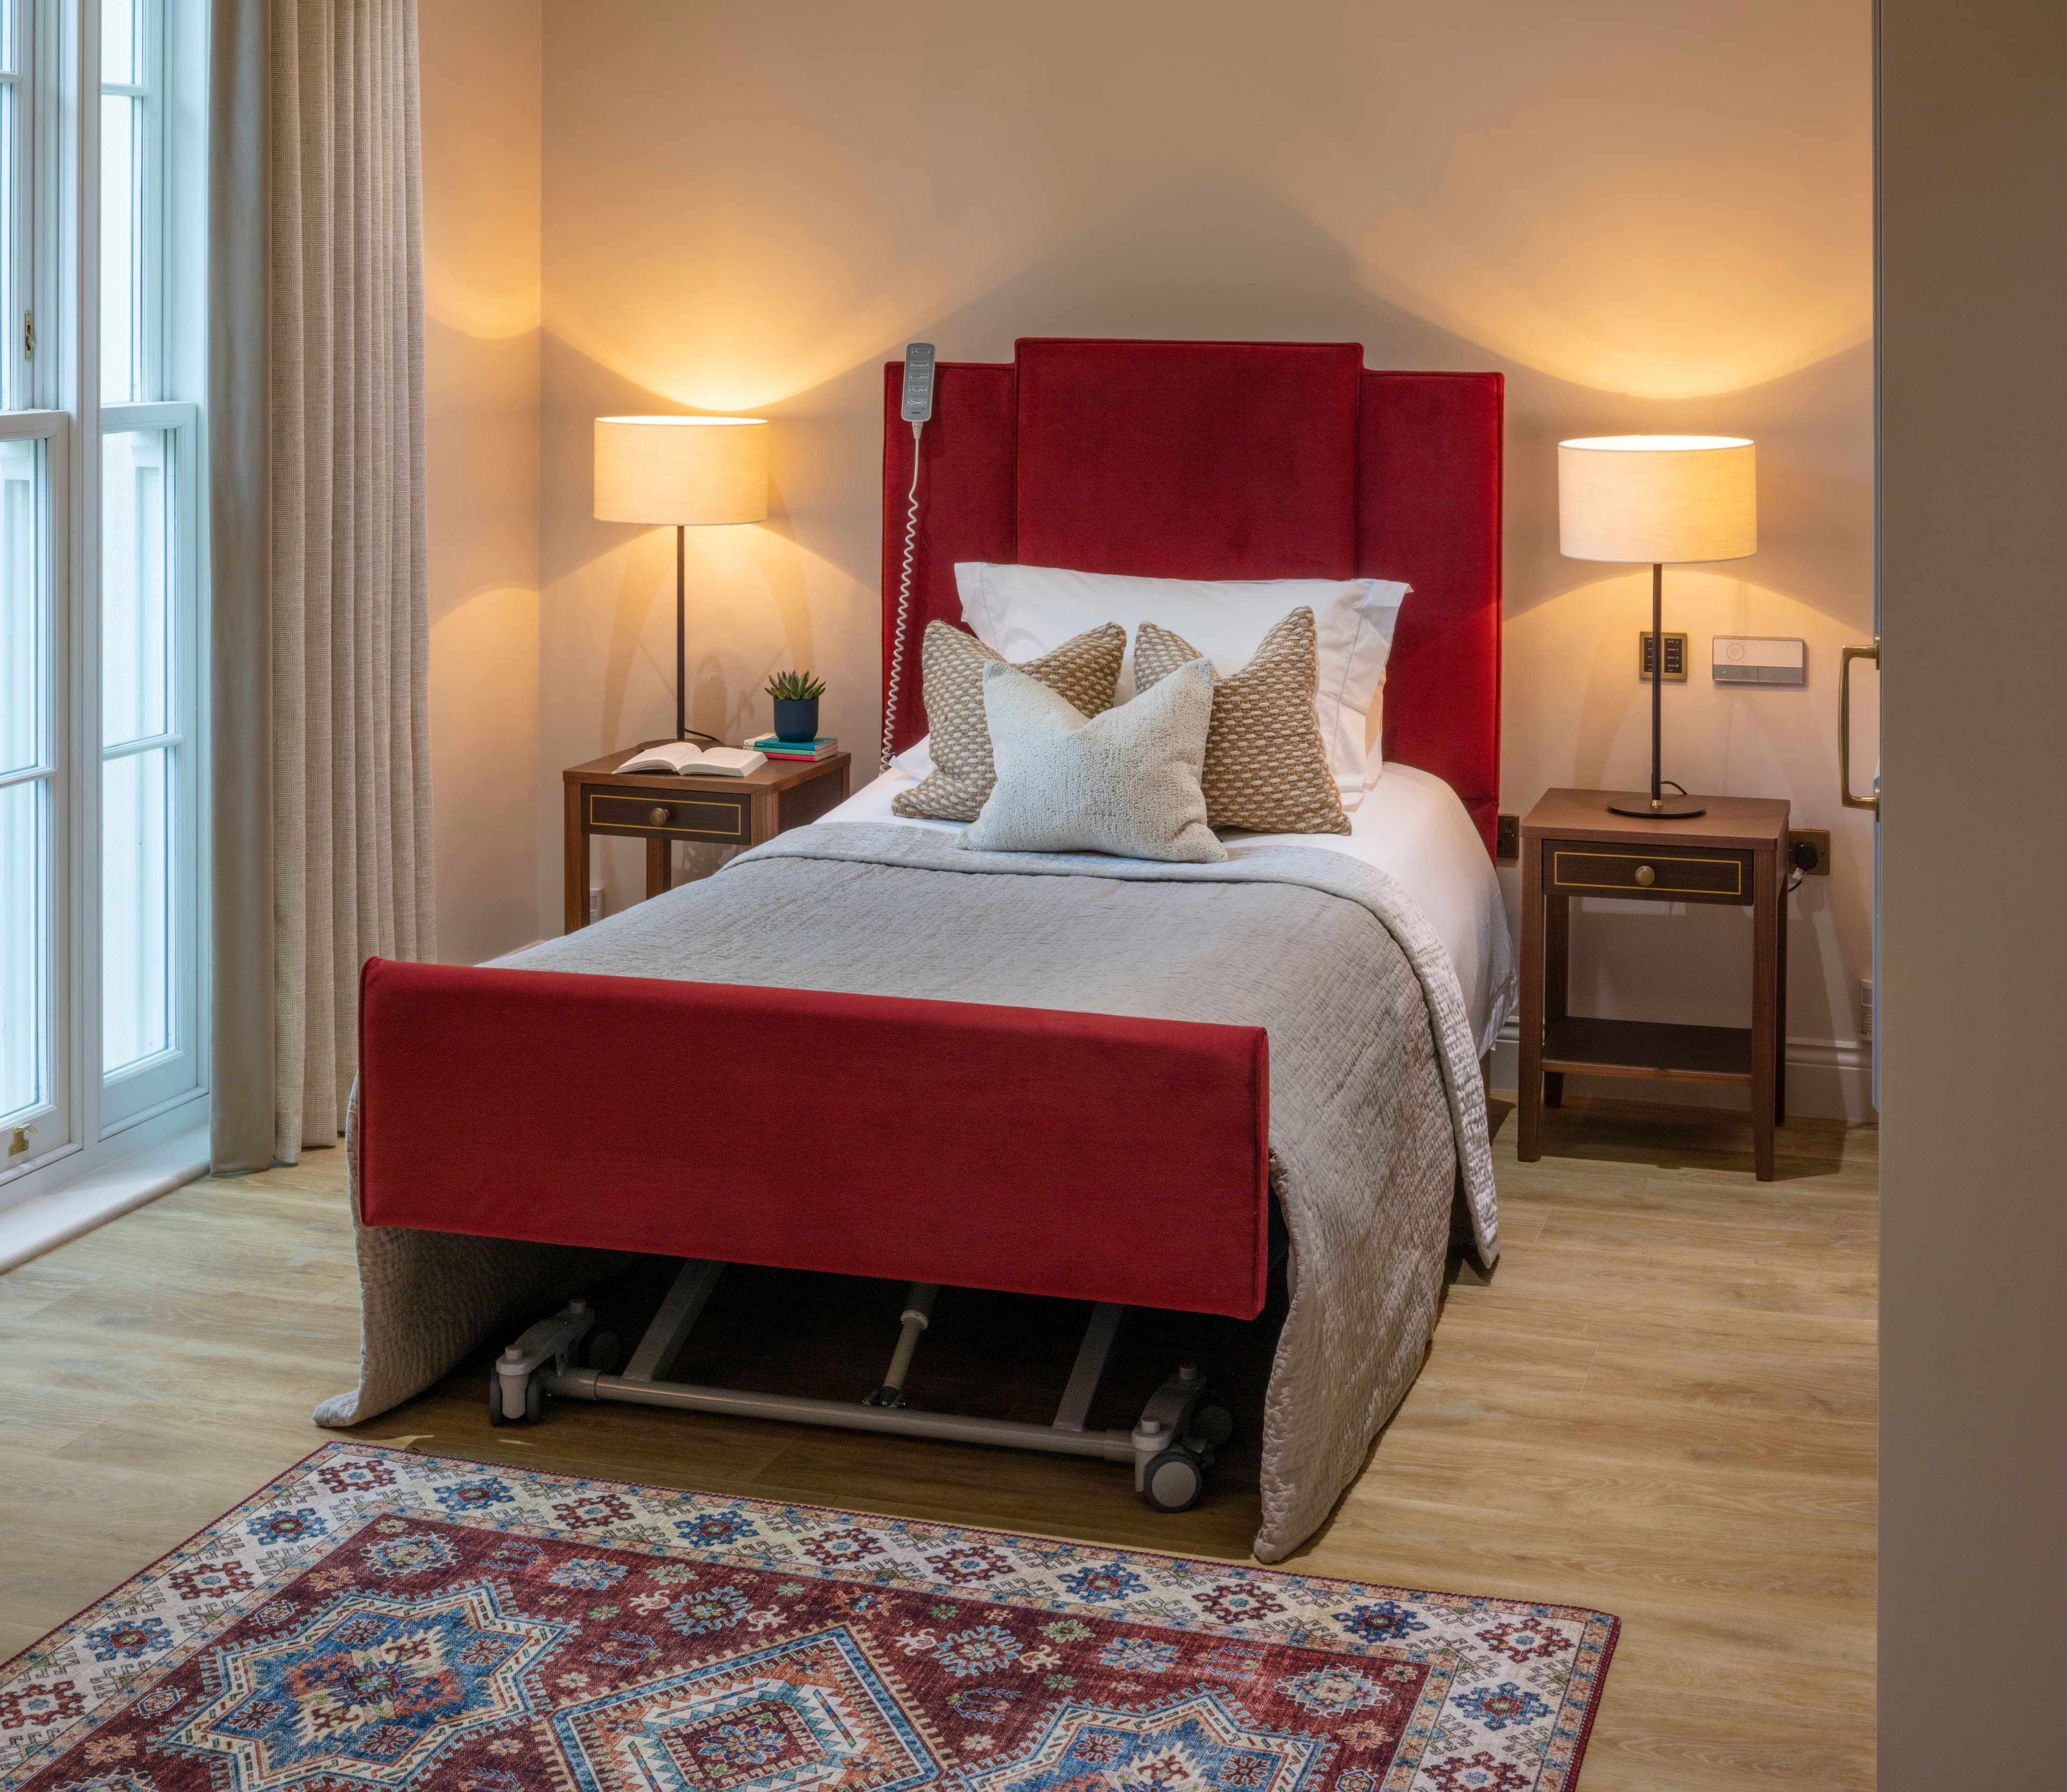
[1052,1303,1124,1433]
[864,1283,939,1407]
[621,1259,726,1385]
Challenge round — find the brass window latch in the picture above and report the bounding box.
[8,1122,34,1159]
[21,309,31,361]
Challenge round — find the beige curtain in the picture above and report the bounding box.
[210,0,435,1171]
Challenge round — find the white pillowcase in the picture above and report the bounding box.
[954,562,1408,811]
[889,735,936,780]
[961,658,1225,864]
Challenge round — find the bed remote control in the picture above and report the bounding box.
[884,343,937,767]
[901,342,936,423]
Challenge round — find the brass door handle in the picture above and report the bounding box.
[1634,864,1655,887]
[1840,640,1879,813]
[648,806,670,827]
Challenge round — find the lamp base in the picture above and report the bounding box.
[1607,794,1707,820]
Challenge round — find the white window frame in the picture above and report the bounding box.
[1,0,206,1209]
[0,0,41,417]
[96,396,198,1128]
[0,407,69,1174]
[98,0,160,405]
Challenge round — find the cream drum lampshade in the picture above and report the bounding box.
[1558,435,1757,564]
[594,416,769,526]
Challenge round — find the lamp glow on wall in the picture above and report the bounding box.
[1559,434,1757,819]
[594,415,770,744]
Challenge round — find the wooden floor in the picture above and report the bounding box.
[0,1097,1876,1791]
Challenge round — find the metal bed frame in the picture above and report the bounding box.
[486,1258,1235,1512]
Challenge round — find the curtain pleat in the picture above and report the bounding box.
[270,0,434,1161]
[206,0,273,1174]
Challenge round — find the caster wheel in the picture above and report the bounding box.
[585,1330,622,1373]
[1191,1401,1235,1451]
[487,1373,507,1426]
[523,1376,546,1423]
[1142,1447,1205,1513]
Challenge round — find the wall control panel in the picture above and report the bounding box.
[1713,636,1807,685]
[1638,632,1689,680]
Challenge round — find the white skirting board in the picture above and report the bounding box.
[1486,1024,1876,1123]
[0,1124,209,1274]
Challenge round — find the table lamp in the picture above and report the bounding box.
[1558,434,1757,819]
[594,415,770,744]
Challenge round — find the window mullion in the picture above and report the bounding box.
[101,728,181,759]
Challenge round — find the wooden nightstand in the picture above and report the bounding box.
[562,745,852,933]
[1518,788,1790,1180]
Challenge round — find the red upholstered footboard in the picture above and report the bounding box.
[356,958,1272,1319]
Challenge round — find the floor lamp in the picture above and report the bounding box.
[594,415,770,744]
[1558,434,1758,820]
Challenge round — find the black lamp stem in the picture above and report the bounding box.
[669,525,722,749]
[675,523,687,744]
[1649,559,1663,806]
[1607,559,1705,819]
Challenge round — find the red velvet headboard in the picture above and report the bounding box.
[881,338,1503,853]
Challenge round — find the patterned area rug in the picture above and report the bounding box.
[0,1445,1616,1792]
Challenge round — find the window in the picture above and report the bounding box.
[0,0,30,414]
[0,429,50,1131]
[1,0,203,1200]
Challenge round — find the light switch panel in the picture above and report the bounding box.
[1639,632,1689,680]
[1713,636,1806,685]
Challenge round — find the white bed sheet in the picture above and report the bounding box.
[818,762,1516,1060]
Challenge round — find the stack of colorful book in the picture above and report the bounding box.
[749,735,838,762]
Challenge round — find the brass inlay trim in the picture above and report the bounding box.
[588,790,746,841]
[1551,849,1744,898]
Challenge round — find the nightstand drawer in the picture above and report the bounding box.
[1547,844,1751,902]
[586,787,750,842]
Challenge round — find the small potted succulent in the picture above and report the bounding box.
[765,669,826,743]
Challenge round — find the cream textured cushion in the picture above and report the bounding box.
[1134,607,1350,836]
[892,619,1124,822]
[961,658,1226,863]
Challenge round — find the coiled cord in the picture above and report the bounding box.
[881,420,924,768]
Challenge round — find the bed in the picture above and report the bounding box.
[323,338,1510,1562]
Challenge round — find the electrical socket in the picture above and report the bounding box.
[588,883,604,926]
[1788,828,1831,876]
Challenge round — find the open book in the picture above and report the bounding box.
[614,742,766,777]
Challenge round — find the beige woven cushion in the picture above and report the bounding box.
[892,619,1124,821]
[1133,606,1350,835]
[961,658,1225,863]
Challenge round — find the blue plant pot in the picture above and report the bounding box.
[772,697,819,743]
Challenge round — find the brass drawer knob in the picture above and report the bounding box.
[1634,863,1656,887]
[648,805,670,827]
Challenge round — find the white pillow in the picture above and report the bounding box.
[961,658,1225,864]
[955,562,1408,811]
[889,734,935,780]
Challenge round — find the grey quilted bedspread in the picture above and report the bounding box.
[320,821,1497,1562]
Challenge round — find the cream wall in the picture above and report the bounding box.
[420,0,545,966]
[463,0,1875,1109]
